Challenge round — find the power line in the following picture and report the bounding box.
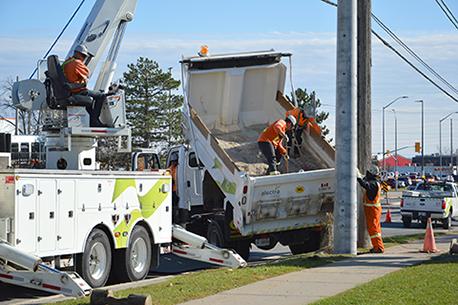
[435,0,458,30]
[319,0,458,104]
[29,0,86,79]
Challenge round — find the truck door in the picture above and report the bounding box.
[185,151,204,208]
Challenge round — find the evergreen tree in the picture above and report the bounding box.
[122,57,183,152]
[290,88,331,138]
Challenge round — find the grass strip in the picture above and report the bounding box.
[313,254,458,305]
[55,254,343,305]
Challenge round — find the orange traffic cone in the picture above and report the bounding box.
[421,218,439,253]
[384,208,392,223]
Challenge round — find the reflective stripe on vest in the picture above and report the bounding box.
[370,233,382,239]
[364,181,381,207]
[61,57,76,70]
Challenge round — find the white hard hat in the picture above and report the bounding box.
[368,164,380,176]
[286,114,297,126]
[75,44,89,57]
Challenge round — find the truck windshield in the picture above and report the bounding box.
[416,183,454,197]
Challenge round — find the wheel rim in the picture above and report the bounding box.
[131,237,148,273]
[88,242,107,281]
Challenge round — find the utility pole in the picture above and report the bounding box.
[451,119,454,172]
[334,0,358,255]
[356,0,371,248]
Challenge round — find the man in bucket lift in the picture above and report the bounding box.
[257,115,296,175]
[62,44,108,127]
[285,106,321,157]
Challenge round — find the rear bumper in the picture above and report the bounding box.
[401,209,447,220]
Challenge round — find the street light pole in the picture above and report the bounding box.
[392,109,398,190]
[439,111,458,177]
[382,96,408,173]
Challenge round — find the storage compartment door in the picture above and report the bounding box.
[16,179,37,253]
[37,179,57,253]
[57,180,76,251]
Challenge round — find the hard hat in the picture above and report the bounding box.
[286,114,297,126]
[368,164,380,177]
[75,44,89,57]
[169,153,178,162]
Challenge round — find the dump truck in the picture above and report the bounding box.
[168,50,336,259]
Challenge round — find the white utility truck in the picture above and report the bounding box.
[0,0,245,297]
[166,51,336,259]
[401,181,458,229]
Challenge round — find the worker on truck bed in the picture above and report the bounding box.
[62,44,107,127]
[357,165,385,253]
[257,115,296,175]
[167,153,179,223]
[285,106,321,157]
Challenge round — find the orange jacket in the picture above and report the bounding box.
[62,56,89,93]
[257,119,287,155]
[285,107,321,136]
[167,163,178,192]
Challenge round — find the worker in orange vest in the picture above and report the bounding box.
[62,44,107,127]
[357,165,385,253]
[285,106,321,156]
[257,115,296,175]
[167,153,179,222]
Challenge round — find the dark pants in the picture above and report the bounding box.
[258,141,282,173]
[286,127,304,147]
[172,191,179,223]
[79,90,106,125]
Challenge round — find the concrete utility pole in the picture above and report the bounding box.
[334,0,358,255]
[356,0,371,248]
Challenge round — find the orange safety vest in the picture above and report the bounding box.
[62,56,89,93]
[285,107,321,136]
[363,182,381,207]
[257,119,287,155]
[167,163,178,192]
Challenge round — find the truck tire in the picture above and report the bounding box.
[113,226,152,282]
[443,213,452,230]
[207,221,224,247]
[77,229,112,288]
[288,231,321,255]
[402,216,412,228]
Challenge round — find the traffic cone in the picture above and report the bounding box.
[421,217,439,253]
[384,208,392,223]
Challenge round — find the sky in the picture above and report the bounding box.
[1,0,458,158]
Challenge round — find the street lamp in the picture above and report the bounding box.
[382,96,408,172]
[392,109,398,190]
[439,111,458,177]
[415,100,424,176]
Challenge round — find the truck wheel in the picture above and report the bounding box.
[443,213,452,230]
[77,229,112,288]
[288,231,321,255]
[113,226,152,282]
[207,221,224,247]
[402,216,412,228]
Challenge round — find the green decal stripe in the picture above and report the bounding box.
[111,178,171,248]
[139,179,170,218]
[112,179,136,202]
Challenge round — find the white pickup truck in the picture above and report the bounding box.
[167,50,335,259]
[401,181,458,229]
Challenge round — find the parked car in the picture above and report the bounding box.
[386,178,406,188]
[398,176,412,186]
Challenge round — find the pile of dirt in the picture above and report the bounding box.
[214,125,324,176]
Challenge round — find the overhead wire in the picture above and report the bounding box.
[435,0,458,30]
[319,0,458,103]
[29,0,86,79]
